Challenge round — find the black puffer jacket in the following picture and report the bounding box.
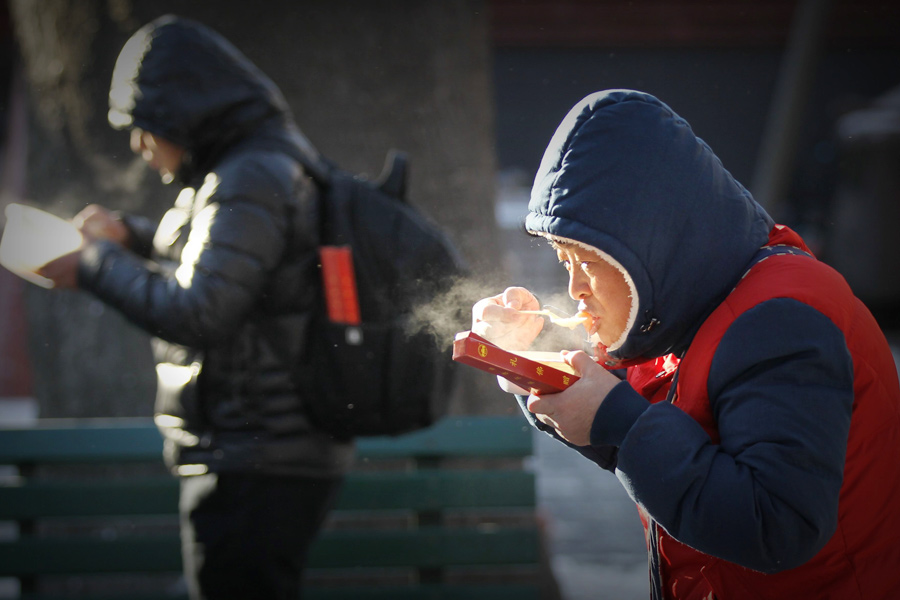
[79,15,354,477]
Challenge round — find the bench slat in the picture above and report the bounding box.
[355,417,532,459]
[305,584,541,600]
[0,470,535,518]
[339,470,536,510]
[0,416,532,464]
[0,420,164,463]
[0,479,178,518]
[309,527,541,568]
[16,583,540,600]
[0,528,540,575]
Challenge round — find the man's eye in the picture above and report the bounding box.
[560,260,572,271]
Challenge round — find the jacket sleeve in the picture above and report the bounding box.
[591,298,854,573]
[118,212,158,258]
[77,162,298,348]
[515,393,620,472]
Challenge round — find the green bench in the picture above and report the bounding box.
[0,415,551,600]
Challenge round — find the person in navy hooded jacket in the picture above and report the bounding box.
[472,90,900,599]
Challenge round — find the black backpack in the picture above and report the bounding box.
[295,149,468,439]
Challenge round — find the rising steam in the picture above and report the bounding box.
[408,273,586,354]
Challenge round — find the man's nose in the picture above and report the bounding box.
[568,267,589,301]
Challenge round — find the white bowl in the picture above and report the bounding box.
[0,203,83,288]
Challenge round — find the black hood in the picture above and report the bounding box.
[108,15,320,178]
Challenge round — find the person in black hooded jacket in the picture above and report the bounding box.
[38,15,354,599]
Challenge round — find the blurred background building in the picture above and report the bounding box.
[490,0,900,320]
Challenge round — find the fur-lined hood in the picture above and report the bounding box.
[526,90,774,362]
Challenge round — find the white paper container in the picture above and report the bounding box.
[0,203,83,288]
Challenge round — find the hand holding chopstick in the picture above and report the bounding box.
[517,306,592,330]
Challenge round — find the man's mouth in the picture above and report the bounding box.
[577,307,599,336]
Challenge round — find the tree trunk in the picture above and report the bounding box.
[8,0,505,417]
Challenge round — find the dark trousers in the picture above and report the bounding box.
[179,472,344,600]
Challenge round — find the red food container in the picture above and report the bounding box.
[452,331,580,394]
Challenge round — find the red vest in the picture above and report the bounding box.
[628,226,900,600]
